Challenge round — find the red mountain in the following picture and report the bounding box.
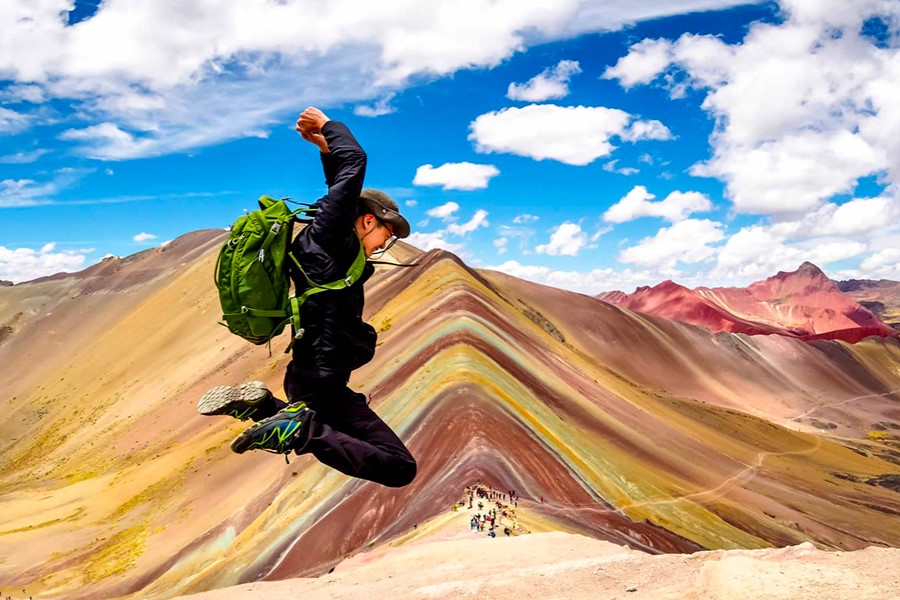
[598,262,897,343]
[837,278,900,330]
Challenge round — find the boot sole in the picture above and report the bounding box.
[230,404,310,454]
[197,381,270,417]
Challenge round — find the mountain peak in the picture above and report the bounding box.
[601,261,896,342]
[759,262,836,299]
[655,279,684,289]
[770,261,829,285]
[797,261,825,276]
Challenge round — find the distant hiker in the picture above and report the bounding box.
[198,107,416,488]
[504,527,511,537]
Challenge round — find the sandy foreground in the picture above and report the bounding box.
[173,530,900,600]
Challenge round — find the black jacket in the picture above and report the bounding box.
[287,121,376,381]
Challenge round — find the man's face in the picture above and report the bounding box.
[358,214,396,258]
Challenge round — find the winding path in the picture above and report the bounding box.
[792,387,900,421]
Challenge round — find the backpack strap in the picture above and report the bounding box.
[368,259,420,268]
[254,207,311,265]
[284,240,367,352]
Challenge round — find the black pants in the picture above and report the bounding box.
[282,374,416,488]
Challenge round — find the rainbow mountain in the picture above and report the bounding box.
[1,230,898,599]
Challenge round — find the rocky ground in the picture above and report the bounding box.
[174,529,900,600]
[173,500,900,600]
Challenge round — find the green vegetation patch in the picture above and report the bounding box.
[108,471,186,520]
[0,507,85,537]
[82,523,148,583]
[663,396,809,454]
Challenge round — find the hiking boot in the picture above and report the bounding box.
[197,381,275,422]
[230,402,312,456]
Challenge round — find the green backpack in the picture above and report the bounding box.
[214,195,366,348]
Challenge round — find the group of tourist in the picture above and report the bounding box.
[458,482,526,538]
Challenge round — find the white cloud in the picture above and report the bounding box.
[0,0,757,160]
[507,60,582,102]
[811,241,871,264]
[705,187,899,281]
[0,149,50,164]
[484,259,659,295]
[469,104,672,166]
[591,225,612,242]
[0,179,46,208]
[619,219,725,270]
[405,231,462,253]
[59,122,154,160]
[414,163,500,191]
[602,38,674,87]
[353,93,397,117]
[619,119,673,142]
[513,213,539,224]
[0,168,94,208]
[535,221,588,256]
[426,201,460,220]
[603,185,713,223]
[133,232,158,242]
[0,243,91,283]
[494,237,508,254]
[602,160,639,175]
[768,194,900,238]
[0,107,30,134]
[712,223,868,280]
[605,1,900,216]
[447,209,489,235]
[860,247,900,278]
[498,223,538,254]
[692,129,884,214]
[405,199,418,207]
[1,84,46,103]
[411,205,489,253]
[716,226,790,271]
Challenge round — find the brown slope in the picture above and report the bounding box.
[600,262,897,343]
[0,236,899,600]
[838,278,900,330]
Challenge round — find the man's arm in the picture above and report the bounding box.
[296,107,367,246]
[297,107,339,185]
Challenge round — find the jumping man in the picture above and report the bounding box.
[198,107,416,488]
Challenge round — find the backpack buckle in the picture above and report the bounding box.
[294,327,305,340]
[270,221,282,234]
[344,276,353,286]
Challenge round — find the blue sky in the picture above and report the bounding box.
[1,0,898,292]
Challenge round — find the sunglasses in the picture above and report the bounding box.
[373,218,399,256]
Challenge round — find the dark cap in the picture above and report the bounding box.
[358,189,410,238]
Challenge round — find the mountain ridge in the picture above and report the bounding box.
[598,262,897,342]
[1,230,899,599]
[837,277,900,330]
